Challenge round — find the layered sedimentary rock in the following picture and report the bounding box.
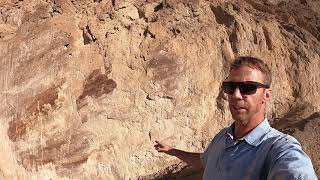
[0,0,319,179]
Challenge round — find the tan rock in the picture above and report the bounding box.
[0,0,319,179]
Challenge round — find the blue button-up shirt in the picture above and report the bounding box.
[201,119,317,180]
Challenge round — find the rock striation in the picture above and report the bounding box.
[0,0,319,179]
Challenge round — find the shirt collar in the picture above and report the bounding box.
[226,119,271,146]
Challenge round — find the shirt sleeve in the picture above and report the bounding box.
[200,137,214,166]
[267,135,317,180]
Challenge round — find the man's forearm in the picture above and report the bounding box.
[154,141,203,170]
[167,149,203,170]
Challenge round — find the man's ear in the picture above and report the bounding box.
[263,89,271,102]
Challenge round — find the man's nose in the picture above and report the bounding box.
[231,88,243,99]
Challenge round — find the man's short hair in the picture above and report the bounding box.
[230,56,272,86]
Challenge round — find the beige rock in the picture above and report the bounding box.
[0,0,319,179]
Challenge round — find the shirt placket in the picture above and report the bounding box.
[219,138,241,179]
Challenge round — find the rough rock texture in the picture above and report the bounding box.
[0,0,319,179]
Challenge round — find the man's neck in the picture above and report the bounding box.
[234,116,265,140]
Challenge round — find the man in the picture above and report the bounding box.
[154,56,317,179]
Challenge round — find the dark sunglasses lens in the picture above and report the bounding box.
[223,82,237,94]
[239,83,258,95]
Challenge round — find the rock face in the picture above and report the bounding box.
[0,0,319,179]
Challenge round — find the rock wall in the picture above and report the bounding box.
[0,0,319,179]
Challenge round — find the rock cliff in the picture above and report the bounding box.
[0,0,319,179]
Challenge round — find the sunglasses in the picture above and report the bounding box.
[222,81,270,95]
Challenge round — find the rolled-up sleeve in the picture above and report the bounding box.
[267,135,317,180]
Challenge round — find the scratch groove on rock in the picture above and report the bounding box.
[262,27,274,50]
[210,5,235,28]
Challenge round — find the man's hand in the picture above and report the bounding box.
[154,140,173,153]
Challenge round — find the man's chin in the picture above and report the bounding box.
[232,114,248,123]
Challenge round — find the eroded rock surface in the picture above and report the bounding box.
[0,0,319,179]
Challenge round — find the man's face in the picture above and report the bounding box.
[226,66,271,124]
